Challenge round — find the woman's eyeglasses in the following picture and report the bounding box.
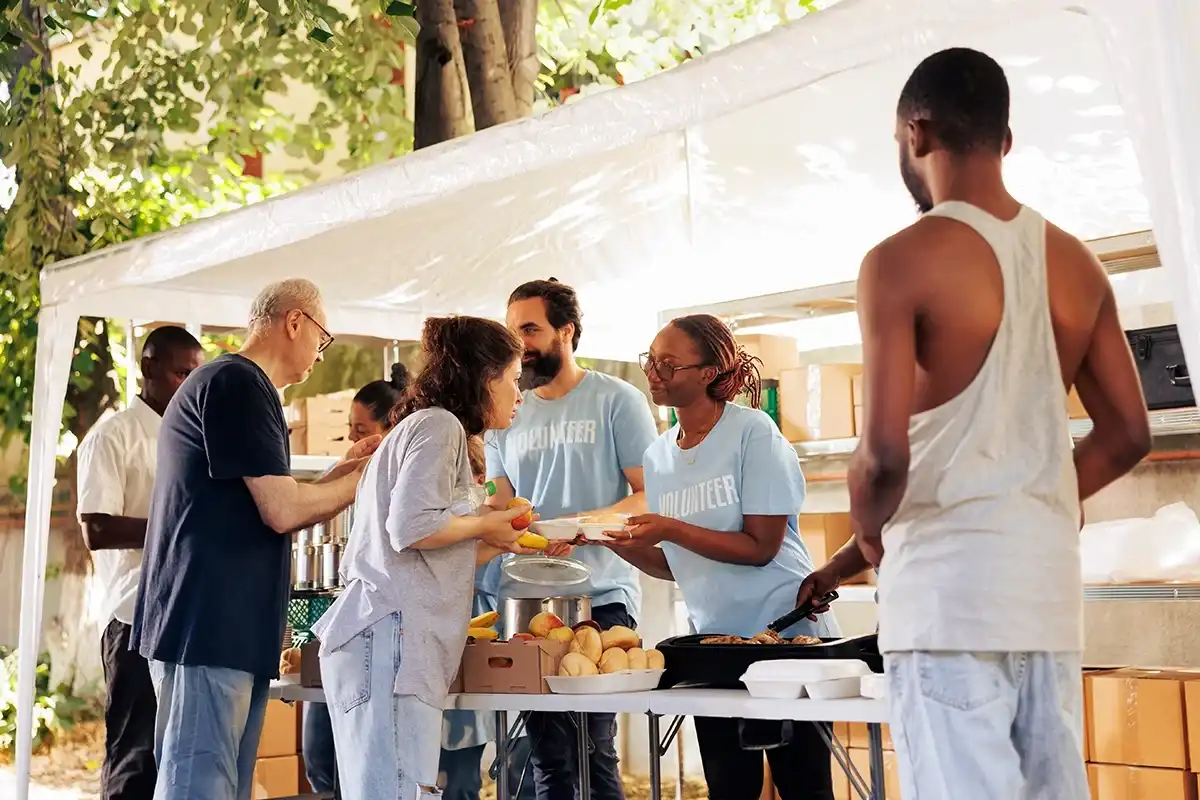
[639,352,704,381]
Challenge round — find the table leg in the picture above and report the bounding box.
[496,711,510,800]
[576,712,591,800]
[867,723,886,800]
[648,714,662,800]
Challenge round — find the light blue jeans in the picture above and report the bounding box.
[147,661,270,800]
[321,611,444,800]
[884,652,1088,800]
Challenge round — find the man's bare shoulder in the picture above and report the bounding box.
[1044,220,1108,280]
[860,216,963,291]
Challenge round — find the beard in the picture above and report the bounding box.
[520,342,564,390]
[899,148,934,214]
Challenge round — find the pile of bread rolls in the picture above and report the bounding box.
[279,647,301,676]
[558,625,665,677]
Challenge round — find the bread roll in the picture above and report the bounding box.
[279,648,301,675]
[558,652,600,677]
[599,647,629,674]
[645,649,665,670]
[626,647,648,671]
[569,627,603,664]
[600,625,639,651]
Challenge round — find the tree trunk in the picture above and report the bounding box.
[414,0,475,149]
[498,0,539,117]
[455,0,519,129]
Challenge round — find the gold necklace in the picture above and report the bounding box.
[677,405,723,465]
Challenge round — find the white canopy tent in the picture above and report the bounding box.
[15,0,1200,793]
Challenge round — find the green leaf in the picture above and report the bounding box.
[256,0,280,15]
[308,25,334,44]
[385,1,416,17]
[79,43,93,60]
[0,30,21,47]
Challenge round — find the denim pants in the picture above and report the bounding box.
[147,661,270,800]
[322,612,443,799]
[303,701,338,793]
[885,652,1089,800]
[526,603,632,800]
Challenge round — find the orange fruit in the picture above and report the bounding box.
[507,497,534,530]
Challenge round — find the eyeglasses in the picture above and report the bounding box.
[639,352,705,381]
[301,311,335,353]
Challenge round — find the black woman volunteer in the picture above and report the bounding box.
[608,314,839,800]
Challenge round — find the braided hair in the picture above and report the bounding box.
[669,314,764,408]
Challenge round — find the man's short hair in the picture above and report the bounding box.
[508,278,583,351]
[897,47,1010,155]
[248,278,323,332]
[142,325,202,360]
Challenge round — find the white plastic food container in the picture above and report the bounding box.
[805,676,863,700]
[740,659,870,700]
[859,673,887,699]
[577,514,630,542]
[529,518,583,540]
[545,669,665,694]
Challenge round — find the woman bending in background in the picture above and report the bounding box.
[609,314,839,800]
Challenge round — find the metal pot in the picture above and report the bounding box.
[502,596,592,639]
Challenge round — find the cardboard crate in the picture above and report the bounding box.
[1088,763,1198,800]
[1087,669,1190,769]
[831,754,850,800]
[848,722,893,751]
[1068,386,1088,419]
[848,747,902,799]
[799,513,872,585]
[252,755,300,799]
[779,365,858,442]
[300,642,322,689]
[736,334,800,380]
[461,640,570,694]
[257,699,301,759]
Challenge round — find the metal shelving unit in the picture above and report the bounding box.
[837,582,1200,604]
[793,406,1200,462]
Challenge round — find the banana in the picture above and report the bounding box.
[469,611,500,628]
[467,627,499,641]
[516,532,548,550]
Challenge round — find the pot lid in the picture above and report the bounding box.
[502,555,592,587]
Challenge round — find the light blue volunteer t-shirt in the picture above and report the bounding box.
[483,371,659,616]
[645,402,841,640]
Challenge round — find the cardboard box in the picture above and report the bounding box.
[779,365,858,441]
[1184,680,1200,771]
[461,640,570,694]
[737,334,800,380]
[1068,386,1088,419]
[848,722,894,751]
[851,373,865,408]
[799,513,871,585]
[252,755,300,799]
[257,699,300,758]
[291,392,355,456]
[1087,669,1190,769]
[831,754,850,800]
[449,664,464,694]
[1088,763,1197,800]
[849,747,902,799]
[853,406,864,437]
[300,641,322,689]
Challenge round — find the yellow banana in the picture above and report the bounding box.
[470,610,500,629]
[467,627,499,641]
[516,532,548,551]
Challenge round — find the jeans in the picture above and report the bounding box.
[885,651,1088,800]
[303,701,338,793]
[693,717,833,800]
[322,612,443,799]
[147,661,270,800]
[527,603,632,800]
[101,620,158,800]
[439,736,537,800]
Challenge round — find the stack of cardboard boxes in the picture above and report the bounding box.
[799,512,873,585]
[286,390,355,457]
[252,699,309,799]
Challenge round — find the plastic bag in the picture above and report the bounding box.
[1080,502,1200,584]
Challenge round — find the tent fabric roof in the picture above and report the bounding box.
[40,0,1162,360]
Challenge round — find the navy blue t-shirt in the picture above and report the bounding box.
[132,353,292,678]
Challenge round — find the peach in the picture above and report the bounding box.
[507,497,534,530]
[528,611,566,638]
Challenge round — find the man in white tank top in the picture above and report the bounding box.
[843,48,1152,799]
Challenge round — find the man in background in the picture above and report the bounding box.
[77,325,204,800]
[132,279,379,800]
[848,48,1151,798]
[485,278,659,800]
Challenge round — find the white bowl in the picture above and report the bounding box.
[805,676,863,700]
[545,669,664,695]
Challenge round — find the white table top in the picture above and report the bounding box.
[269,682,887,723]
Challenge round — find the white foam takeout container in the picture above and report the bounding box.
[859,673,886,699]
[740,659,871,700]
[578,514,630,542]
[530,515,631,542]
[546,668,665,695]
